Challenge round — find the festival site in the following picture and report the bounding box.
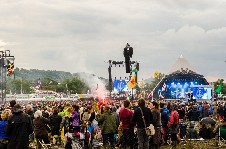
[0,46,226,149]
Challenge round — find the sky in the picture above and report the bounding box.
[0,0,226,82]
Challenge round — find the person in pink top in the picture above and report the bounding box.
[119,100,135,149]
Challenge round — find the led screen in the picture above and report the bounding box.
[157,81,211,99]
[114,80,128,92]
[192,87,212,99]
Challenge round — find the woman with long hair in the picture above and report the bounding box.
[0,109,11,149]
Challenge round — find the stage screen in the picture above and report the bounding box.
[192,87,212,99]
[158,81,212,99]
[114,80,128,92]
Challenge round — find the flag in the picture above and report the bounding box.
[127,75,136,89]
[132,68,138,72]
[162,83,166,91]
[154,71,159,78]
[35,78,42,89]
[216,83,223,94]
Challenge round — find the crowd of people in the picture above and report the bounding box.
[0,98,226,149]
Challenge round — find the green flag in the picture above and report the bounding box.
[216,83,223,94]
[132,68,138,72]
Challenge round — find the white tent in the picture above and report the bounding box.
[169,55,195,73]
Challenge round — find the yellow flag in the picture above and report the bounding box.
[154,71,159,78]
[127,75,136,89]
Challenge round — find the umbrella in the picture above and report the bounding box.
[200,117,216,125]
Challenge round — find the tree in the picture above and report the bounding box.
[214,79,226,94]
[62,77,90,94]
[7,79,33,94]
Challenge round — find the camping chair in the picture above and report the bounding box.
[217,125,226,147]
[37,139,52,149]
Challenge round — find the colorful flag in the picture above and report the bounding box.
[154,71,159,78]
[127,75,136,89]
[162,83,166,91]
[216,83,223,94]
[35,78,42,89]
[132,68,138,72]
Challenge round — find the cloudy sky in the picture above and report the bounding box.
[0,0,226,82]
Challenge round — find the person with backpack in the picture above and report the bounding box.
[97,105,117,149]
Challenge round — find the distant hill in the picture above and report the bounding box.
[12,67,107,83]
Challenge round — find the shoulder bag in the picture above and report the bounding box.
[139,107,155,136]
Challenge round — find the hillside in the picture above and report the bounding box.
[12,67,107,83]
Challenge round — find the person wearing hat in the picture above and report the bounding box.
[6,104,33,149]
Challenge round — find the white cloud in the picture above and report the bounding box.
[0,0,226,81]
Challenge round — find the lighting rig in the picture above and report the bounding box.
[0,50,15,104]
[107,43,139,100]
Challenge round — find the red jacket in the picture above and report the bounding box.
[167,110,179,128]
[119,108,134,129]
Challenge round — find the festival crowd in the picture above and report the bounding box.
[0,98,226,149]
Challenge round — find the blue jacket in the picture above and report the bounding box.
[161,107,170,127]
[0,120,9,139]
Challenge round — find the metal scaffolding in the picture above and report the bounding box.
[0,50,15,104]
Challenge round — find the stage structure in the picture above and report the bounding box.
[0,50,15,104]
[153,55,211,100]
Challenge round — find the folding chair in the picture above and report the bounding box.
[217,125,226,147]
[37,139,52,149]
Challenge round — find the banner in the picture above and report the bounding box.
[127,75,136,89]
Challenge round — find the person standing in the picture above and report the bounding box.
[119,100,135,149]
[6,104,33,149]
[167,104,179,149]
[132,98,153,149]
[151,101,162,149]
[0,109,11,149]
[49,108,62,145]
[33,110,51,149]
[97,105,117,149]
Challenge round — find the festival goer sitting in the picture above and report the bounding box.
[0,109,11,149]
[199,124,211,139]
[186,122,198,139]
